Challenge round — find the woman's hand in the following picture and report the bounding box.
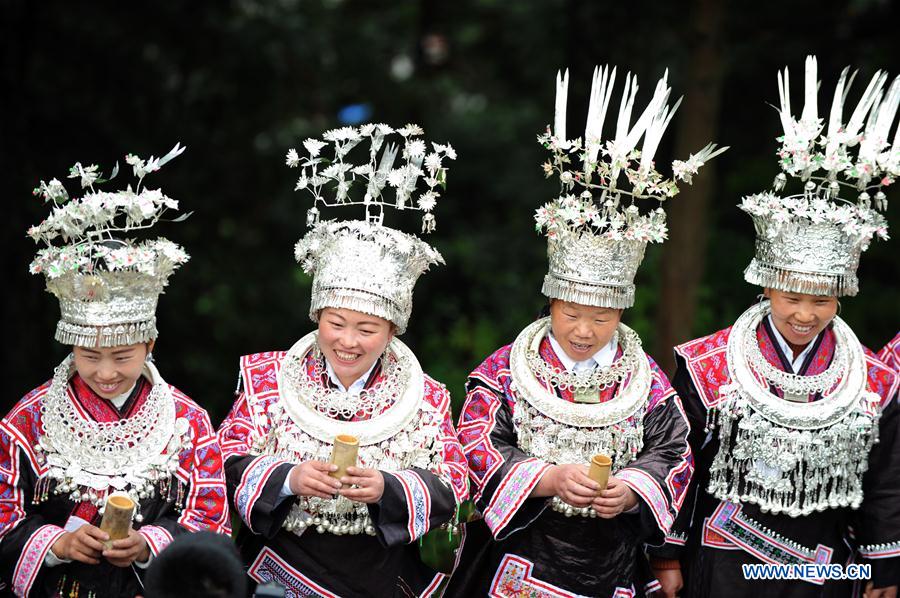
[651,565,683,597]
[289,460,342,498]
[532,464,599,508]
[864,583,898,598]
[338,467,385,504]
[50,524,107,565]
[592,477,638,518]
[103,529,151,567]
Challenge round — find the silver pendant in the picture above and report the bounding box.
[574,388,600,403]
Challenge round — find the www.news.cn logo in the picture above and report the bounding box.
[742,563,871,582]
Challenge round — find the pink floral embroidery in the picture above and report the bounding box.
[484,459,551,536]
[13,524,65,596]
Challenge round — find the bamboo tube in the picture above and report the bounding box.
[99,494,135,549]
[329,434,359,482]
[588,454,612,493]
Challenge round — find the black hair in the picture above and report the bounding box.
[143,531,246,598]
[538,301,552,319]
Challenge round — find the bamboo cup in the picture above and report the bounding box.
[588,454,612,493]
[329,434,359,482]
[99,493,135,549]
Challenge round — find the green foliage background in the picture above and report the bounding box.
[3,0,898,424]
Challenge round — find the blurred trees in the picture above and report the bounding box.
[2,0,898,421]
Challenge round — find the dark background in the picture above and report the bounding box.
[3,0,898,424]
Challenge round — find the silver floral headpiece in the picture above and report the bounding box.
[742,56,896,296]
[537,66,727,308]
[287,124,454,332]
[28,144,189,347]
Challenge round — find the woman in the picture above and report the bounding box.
[0,145,230,597]
[650,58,900,598]
[446,65,724,596]
[216,124,468,597]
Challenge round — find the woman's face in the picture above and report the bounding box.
[72,341,152,399]
[765,288,838,351]
[549,300,623,362]
[317,308,395,388]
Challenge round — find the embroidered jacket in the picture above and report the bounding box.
[0,373,230,597]
[656,320,900,595]
[217,350,468,598]
[446,333,692,597]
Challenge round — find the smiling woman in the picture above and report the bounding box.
[216,124,468,597]
[653,58,900,598]
[316,308,395,391]
[446,64,713,597]
[764,289,838,358]
[0,145,230,598]
[72,343,154,400]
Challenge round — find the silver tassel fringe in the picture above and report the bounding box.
[744,260,858,297]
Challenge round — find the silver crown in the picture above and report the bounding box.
[542,229,646,309]
[742,56,897,296]
[28,144,189,347]
[295,221,442,334]
[288,124,454,332]
[537,65,726,308]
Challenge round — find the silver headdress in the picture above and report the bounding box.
[28,144,189,347]
[287,124,455,333]
[742,56,897,296]
[537,66,727,308]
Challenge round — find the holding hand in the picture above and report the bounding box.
[289,460,342,498]
[592,477,638,518]
[864,583,898,598]
[338,467,385,504]
[50,524,107,565]
[103,529,151,567]
[650,562,683,598]
[534,464,599,508]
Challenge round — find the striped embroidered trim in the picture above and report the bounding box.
[483,459,551,536]
[859,541,900,559]
[138,525,174,556]
[420,572,445,597]
[13,524,65,596]
[236,455,288,533]
[249,546,338,598]
[665,531,688,546]
[701,517,739,550]
[617,467,674,533]
[708,501,832,584]
[489,553,582,597]
[469,369,503,394]
[1,410,46,476]
[664,396,692,511]
[389,470,431,541]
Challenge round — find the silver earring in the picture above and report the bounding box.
[146,351,154,363]
[836,301,842,317]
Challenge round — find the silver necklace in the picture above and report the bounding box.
[525,329,642,393]
[510,318,651,427]
[706,302,880,517]
[303,347,404,419]
[253,333,446,536]
[510,319,651,519]
[743,322,847,397]
[36,354,190,507]
[277,332,424,445]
